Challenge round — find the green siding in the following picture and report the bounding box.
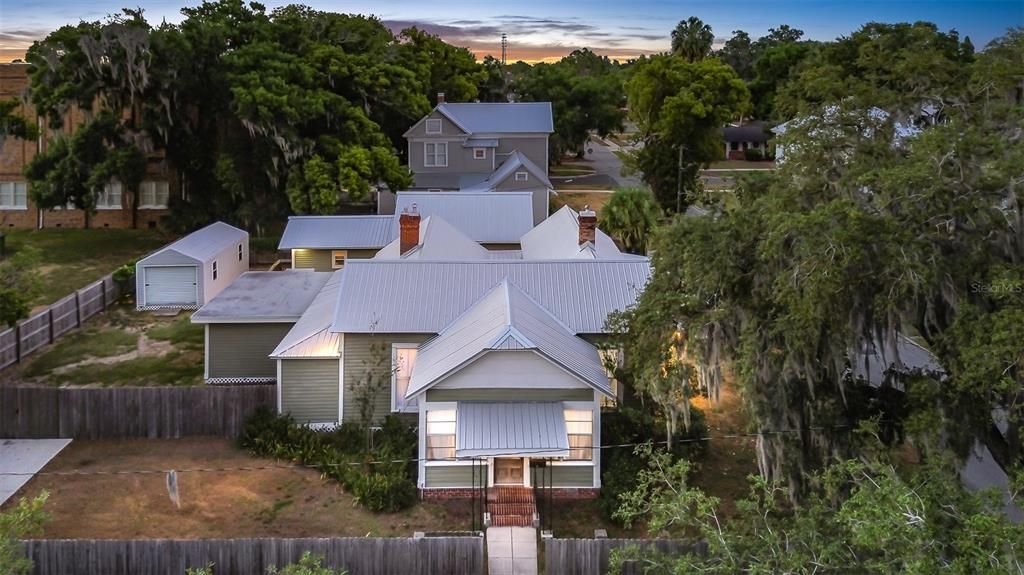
[280,359,339,423]
[207,323,292,379]
[532,465,595,488]
[424,465,488,488]
[342,333,431,424]
[425,388,593,402]
[293,249,380,271]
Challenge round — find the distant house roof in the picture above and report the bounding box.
[374,215,490,260]
[436,102,554,134]
[392,192,534,244]
[270,271,344,358]
[191,270,333,324]
[142,222,247,264]
[278,215,394,250]
[520,205,638,260]
[330,259,651,334]
[406,279,612,399]
[722,123,771,143]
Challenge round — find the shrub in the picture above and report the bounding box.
[352,469,418,513]
[744,148,764,161]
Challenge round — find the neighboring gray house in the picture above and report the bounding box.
[135,222,249,309]
[191,270,332,383]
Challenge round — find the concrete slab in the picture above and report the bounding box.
[487,526,537,575]
[0,439,72,505]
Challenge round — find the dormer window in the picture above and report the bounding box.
[425,119,442,134]
[515,171,529,182]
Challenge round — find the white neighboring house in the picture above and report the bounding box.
[135,222,249,309]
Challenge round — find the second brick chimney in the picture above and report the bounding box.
[437,92,446,104]
[578,206,597,246]
[400,204,421,255]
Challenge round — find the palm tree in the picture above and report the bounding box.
[670,17,714,63]
[598,187,662,254]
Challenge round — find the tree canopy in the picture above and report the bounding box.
[671,17,714,63]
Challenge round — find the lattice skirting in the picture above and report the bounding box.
[205,377,276,385]
[137,304,201,311]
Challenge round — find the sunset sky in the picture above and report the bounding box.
[1,0,1021,63]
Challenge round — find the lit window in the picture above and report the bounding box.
[473,148,486,160]
[331,250,347,269]
[565,409,593,460]
[238,244,243,262]
[426,409,456,460]
[424,142,448,167]
[425,119,442,134]
[96,182,122,209]
[212,260,218,280]
[138,181,170,209]
[600,349,622,408]
[0,182,27,209]
[514,171,528,182]
[392,344,419,412]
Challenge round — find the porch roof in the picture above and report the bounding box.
[455,402,569,458]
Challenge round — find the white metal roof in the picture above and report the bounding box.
[456,402,570,458]
[278,215,394,250]
[520,205,632,260]
[190,271,332,323]
[437,102,554,134]
[374,216,489,261]
[143,221,247,264]
[406,280,611,398]
[330,259,650,334]
[271,271,344,358]
[392,192,534,244]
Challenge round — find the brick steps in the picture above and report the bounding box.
[487,486,536,528]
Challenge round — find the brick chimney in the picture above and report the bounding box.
[400,204,421,255]
[437,92,445,104]
[578,206,597,246]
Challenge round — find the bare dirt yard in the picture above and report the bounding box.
[551,190,613,216]
[2,438,471,539]
[1,305,204,387]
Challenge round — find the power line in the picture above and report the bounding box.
[0,421,888,477]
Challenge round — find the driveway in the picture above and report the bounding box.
[584,137,643,188]
[0,438,72,505]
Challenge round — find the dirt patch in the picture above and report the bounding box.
[2,438,472,539]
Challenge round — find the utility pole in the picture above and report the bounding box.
[501,33,507,65]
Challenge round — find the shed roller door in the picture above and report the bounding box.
[145,266,198,305]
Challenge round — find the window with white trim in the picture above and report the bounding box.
[96,182,122,209]
[424,142,447,167]
[138,180,170,209]
[565,409,593,460]
[514,171,529,182]
[0,182,27,209]
[473,148,486,160]
[426,409,456,460]
[600,348,622,408]
[425,119,442,134]
[391,344,419,412]
[331,250,347,269]
[212,260,218,280]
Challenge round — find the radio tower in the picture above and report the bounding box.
[501,33,507,65]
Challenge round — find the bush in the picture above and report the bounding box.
[744,148,764,161]
[352,469,418,512]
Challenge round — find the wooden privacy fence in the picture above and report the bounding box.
[0,273,130,371]
[22,536,485,575]
[544,538,704,575]
[0,385,275,439]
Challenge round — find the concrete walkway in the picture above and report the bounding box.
[487,526,537,575]
[0,439,72,505]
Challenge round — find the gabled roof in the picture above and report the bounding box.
[270,271,344,358]
[191,271,332,324]
[487,150,553,189]
[405,279,611,399]
[374,216,489,260]
[436,102,554,134]
[143,221,247,264]
[520,205,636,260]
[278,215,394,250]
[330,259,650,334]
[392,192,534,244]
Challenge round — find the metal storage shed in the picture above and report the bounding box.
[135,222,249,309]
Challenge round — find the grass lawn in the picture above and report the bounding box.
[7,305,204,387]
[706,160,775,170]
[551,191,614,216]
[550,165,596,177]
[553,183,615,192]
[2,438,473,538]
[3,228,172,307]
